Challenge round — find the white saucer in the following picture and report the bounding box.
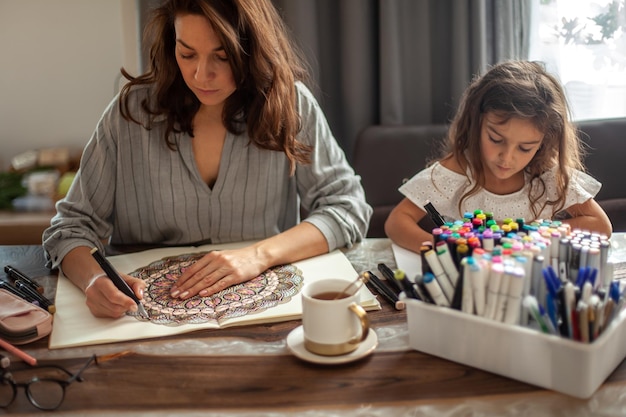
[286,325,378,365]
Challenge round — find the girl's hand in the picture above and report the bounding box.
[84,273,145,318]
[170,247,268,299]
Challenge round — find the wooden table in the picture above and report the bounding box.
[2,239,626,416]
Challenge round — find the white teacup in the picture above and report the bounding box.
[301,278,370,356]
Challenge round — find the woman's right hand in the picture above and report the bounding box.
[83,273,145,318]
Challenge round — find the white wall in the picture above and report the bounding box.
[0,0,139,171]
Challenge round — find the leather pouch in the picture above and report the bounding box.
[0,288,53,345]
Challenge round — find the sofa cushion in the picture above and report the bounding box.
[577,118,625,201]
[353,125,448,237]
[578,118,626,232]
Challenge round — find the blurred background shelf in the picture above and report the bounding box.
[0,210,54,245]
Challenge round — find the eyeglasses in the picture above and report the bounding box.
[0,354,96,411]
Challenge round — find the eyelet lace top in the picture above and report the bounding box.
[399,161,601,222]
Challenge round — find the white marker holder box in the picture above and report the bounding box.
[403,296,626,398]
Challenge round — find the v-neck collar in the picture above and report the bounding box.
[177,131,233,193]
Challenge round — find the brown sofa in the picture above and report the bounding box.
[353,118,626,237]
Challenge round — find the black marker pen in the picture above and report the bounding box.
[365,271,405,310]
[91,247,149,319]
[424,201,445,227]
[4,265,44,294]
[377,263,403,295]
[0,280,40,306]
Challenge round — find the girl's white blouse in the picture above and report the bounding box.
[399,162,601,222]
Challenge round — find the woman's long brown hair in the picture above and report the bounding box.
[119,0,312,174]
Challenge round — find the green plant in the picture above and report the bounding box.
[0,172,27,209]
[555,0,625,45]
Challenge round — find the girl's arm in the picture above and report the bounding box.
[385,198,433,253]
[564,198,613,237]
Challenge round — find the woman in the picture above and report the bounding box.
[43,0,371,318]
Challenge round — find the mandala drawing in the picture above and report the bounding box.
[127,252,304,326]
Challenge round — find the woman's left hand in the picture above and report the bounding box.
[169,246,268,299]
[170,223,329,299]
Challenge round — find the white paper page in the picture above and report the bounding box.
[49,242,379,349]
[391,243,422,282]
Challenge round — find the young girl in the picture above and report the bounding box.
[43,0,371,318]
[385,60,612,253]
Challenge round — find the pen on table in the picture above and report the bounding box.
[3,267,56,313]
[90,247,149,319]
[13,279,56,314]
[4,265,44,294]
[365,271,405,310]
[0,279,41,306]
[0,337,37,366]
[377,263,403,295]
[424,201,445,227]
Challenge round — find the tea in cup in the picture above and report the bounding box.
[301,278,370,356]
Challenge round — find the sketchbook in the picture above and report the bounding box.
[49,241,380,349]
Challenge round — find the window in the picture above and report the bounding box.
[529,0,626,121]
